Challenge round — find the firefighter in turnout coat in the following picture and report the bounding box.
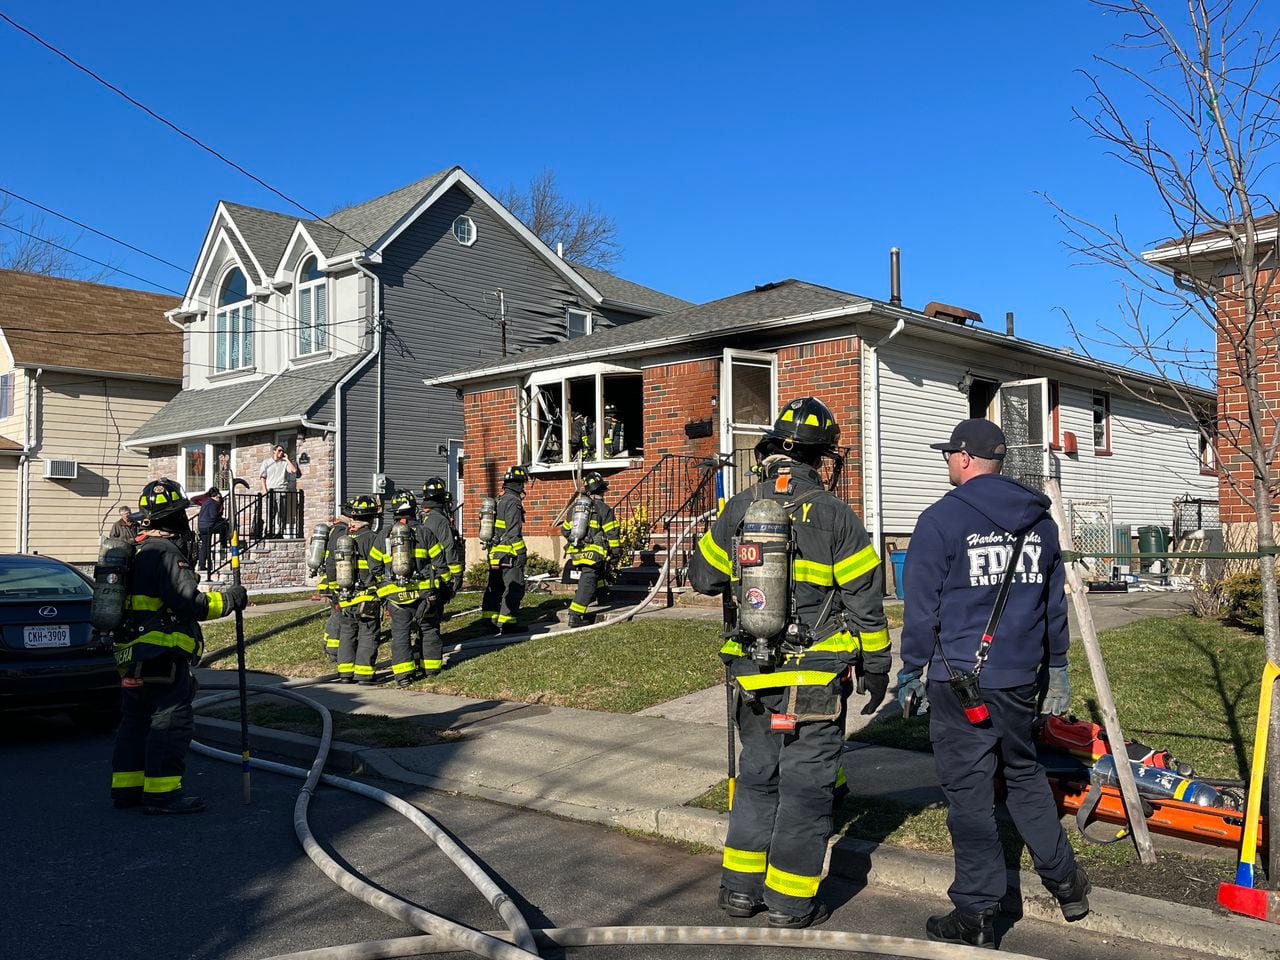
[333,495,383,683]
[110,478,248,814]
[690,398,889,929]
[562,471,622,627]
[421,477,463,674]
[481,466,530,634]
[317,515,350,664]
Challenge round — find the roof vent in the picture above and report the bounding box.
[43,458,79,480]
[754,281,785,293]
[923,301,984,326]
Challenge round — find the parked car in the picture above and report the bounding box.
[0,554,119,728]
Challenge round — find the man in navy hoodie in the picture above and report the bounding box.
[898,418,1090,948]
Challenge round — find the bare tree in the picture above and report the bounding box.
[498,169,622,269]
[1048,0,1280,880]
[0,196,116,281]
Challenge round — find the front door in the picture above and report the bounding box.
[997,378,1050,490]
[447,440,464,521]
[720,349,777,497]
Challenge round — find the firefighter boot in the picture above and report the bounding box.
[767,901,830,929]
[145,794,206,815]
[567,613,585,628]
[717,886,764,918]
[925,907,996,948]
[1043,865,1091,921]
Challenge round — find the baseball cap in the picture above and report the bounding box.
[929,418,1008,460]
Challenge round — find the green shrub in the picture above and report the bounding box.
[527,553,562,578]
[1222,571,1266,632]
[463,553,561,589]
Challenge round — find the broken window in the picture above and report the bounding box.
[524,369,643,467]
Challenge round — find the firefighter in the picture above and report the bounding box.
[562,471,622,627]
[420,478,462,674]
[333,495,383,684]
[372,492,450,686]
[481,465,530,634]
[689,397,889,928]
[317,515,349,664]
[602,403,625,458]
[570,411,594,460]
[110,478,248,814]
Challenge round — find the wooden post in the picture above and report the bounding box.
[1045,479,1157,865]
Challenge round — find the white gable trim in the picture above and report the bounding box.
[369,167,605,306]
[273,222,328,285]
[219,205,270,283]
[182,206,259,312]
[1143,226,1280,264]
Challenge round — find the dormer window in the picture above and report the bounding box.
[214,268,254,372]
[295,256,328,356]
[567,308,592,339]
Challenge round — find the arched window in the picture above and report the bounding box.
[214,267,254,372]
[295,255,328,355]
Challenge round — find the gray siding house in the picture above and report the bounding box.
[125,166,689,585]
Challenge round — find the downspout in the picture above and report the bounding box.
[20,367,42,553]
[335,259,381,502]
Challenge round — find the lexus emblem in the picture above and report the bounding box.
[38,606,58,618]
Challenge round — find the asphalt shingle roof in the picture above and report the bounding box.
[323,169,454,256]
[0,270,181,380]
[129,379,263,442]
[222,203,301,280]
[570,262,693,315]
[432,280,866,384]
[232,355,366,424]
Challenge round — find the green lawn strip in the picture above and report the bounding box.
[850,616,1265,781]
[418,617,726,712]
[202,607,334,677]
[204,701,453,748]
[246,591,321,606]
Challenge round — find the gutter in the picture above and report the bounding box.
[19,367,41,553]
[333,259,382,502]
[123,414,336,451]
[862,319,905,560]
[13,362,181,386]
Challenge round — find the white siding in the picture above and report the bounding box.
[875,336,1215,535]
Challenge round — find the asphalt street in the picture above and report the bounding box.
[3,714,1219,960]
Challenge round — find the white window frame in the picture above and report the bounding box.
[179,441,238,495]
[566,308,593,339]
[720,348,777,498]
[294,256,330,358]
[213,267,255,374]
[523,361,642,474]
[996,377,1052,483]
[452,215,476,246]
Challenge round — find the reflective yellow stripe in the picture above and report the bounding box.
[357,559,370,569]
[429,543,443,558]
[126,595,164,612]
[835,545,879,585]
[495,614,517,624]
[603,520,620,531]
[338,593,376,607]
[494,519,508,529]
[793,559,834,586]
[392,661,417,675]
[325,637,340,648]
[698,530,732,576]
[723,847,767,874]
[369,547,390,562]
[570,601,588,614]
[765,864,821,898]
[205,591,224,620]
[510,540,526,552]
[414,548,429,558]
[116,630,198,655]
[720,639,745,657]
[143,775,182,795]
[835,767,847,789]
[809,630,858,653]
[736,670,837,691]
[353,664,375,677]
[112,770,143,788]
[859,628,891,653]
[449,564,463,574]
[422,658,443,670]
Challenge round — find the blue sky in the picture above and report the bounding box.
[0,2,1205,359]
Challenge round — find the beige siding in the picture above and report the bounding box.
[0,364,27,447]
[27,373,178,563]
[0,460,17,552]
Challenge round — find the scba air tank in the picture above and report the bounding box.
[737,498,791,641]
[478,497,497,545]
[389,520,415,581]
[1093,754,1221,807]
[568,495,593,546]
[333,533,357,591]
[305,523,330,574]
[90,537,133,632]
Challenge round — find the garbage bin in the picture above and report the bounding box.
[1137,525,1171,573]
[890,550,908,600]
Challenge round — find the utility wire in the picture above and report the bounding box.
[0,11,498,327]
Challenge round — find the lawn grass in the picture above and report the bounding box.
[203,701,452,747]
[851,615,1266,781]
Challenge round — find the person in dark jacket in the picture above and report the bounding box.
[481,466,530,634]
[111,478,247,814]
[561,471,622,627]
[195,487,229,577]
[420,478,463,674]
[898,418,1089,947]
[108,505,138,541]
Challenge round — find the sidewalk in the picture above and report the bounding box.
[193,590,1277,960]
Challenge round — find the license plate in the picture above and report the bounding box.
[24,625,71,648]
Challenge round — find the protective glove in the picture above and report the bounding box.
[895,668,929,717]
[859,672,890,715]
[1041,664,1071,716]
[220,585,249,614]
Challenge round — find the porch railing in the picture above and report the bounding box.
[199,489,306,577]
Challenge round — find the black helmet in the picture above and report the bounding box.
[761,397,841,450]
[503,465,531,485]
[390,491,417,516]
[343,495,380,521]
[583,471,608,495]
[138,478,189,523]
[421,477,448,504]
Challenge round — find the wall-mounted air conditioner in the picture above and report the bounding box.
[43,458,79,480]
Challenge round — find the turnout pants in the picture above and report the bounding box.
[569,563,601,619]
[482,555,526,627]
[111,656,197,807]
[322,605,341,663]
[929,680,1076,913]
[388,599,433,678]
[336,603,381,681]
[721,688,846,916]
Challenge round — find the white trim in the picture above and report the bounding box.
[720,348,778,498]
[527,359,638,386]
[372,167,605,306]
[452,215,477,247]
[1142,226,1280,263]
[293,254,331,359]
[9,361,179,385]
[528,457,642,476]
[220,205,270,283]
[181,205,231,303]
[566,307,593,339]
[272,221,328,284]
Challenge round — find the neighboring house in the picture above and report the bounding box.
[125,165,689,585]
[428,279,1217,579]
[1144,221,1279,547]
[0,270,180,562]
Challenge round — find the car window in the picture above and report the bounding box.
[0,558,93,600]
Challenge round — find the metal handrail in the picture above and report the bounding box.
[203,489,306,577]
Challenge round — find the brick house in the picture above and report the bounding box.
[428,278,1217,587]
